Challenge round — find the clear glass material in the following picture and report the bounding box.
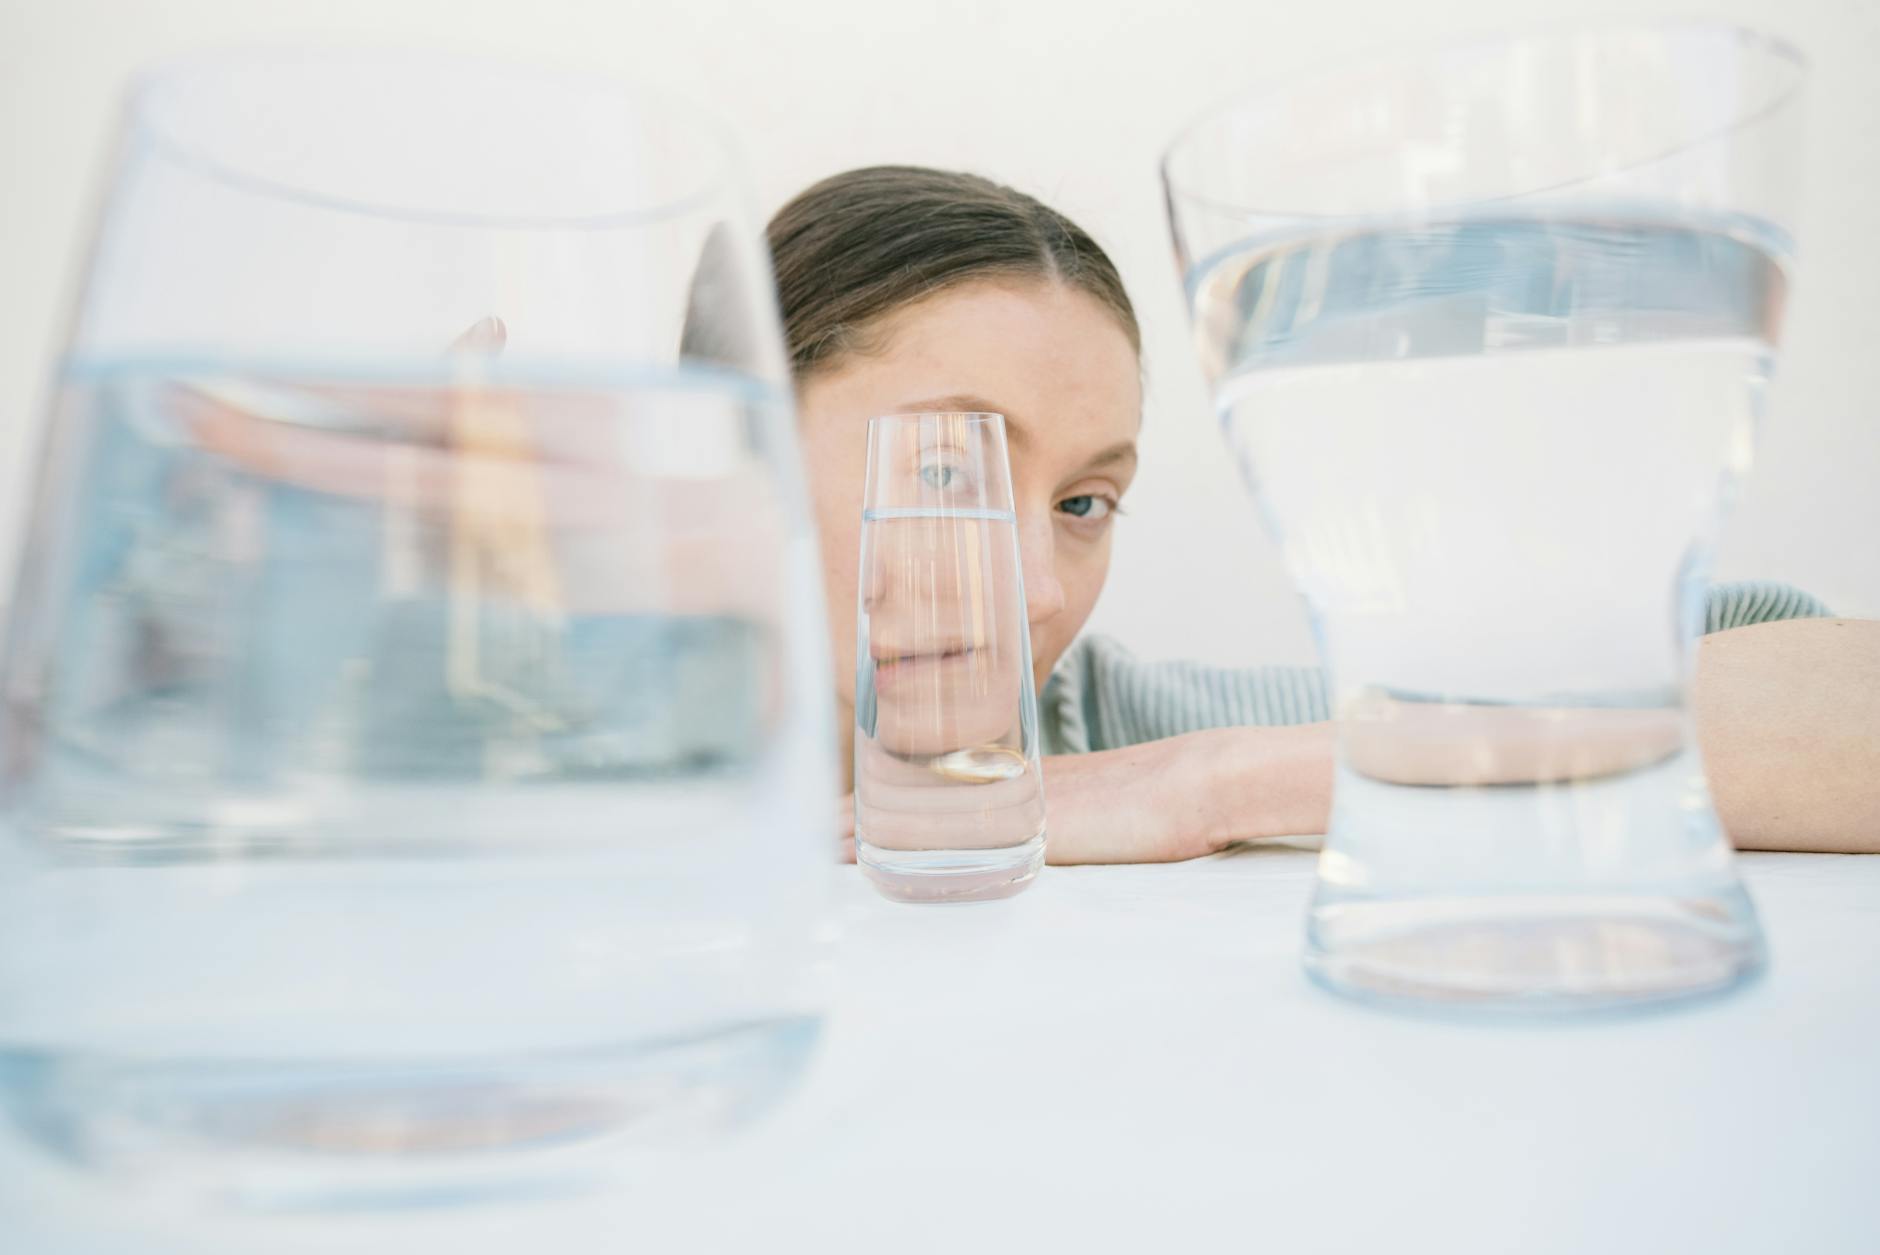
[0,51,834,1205]
[1163,25,1806,1013]
[854,413,1045,903]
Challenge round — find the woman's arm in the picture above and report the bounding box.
[1038,722,1334,864]
[1037,616,1878,862]
[836,723,1335,865]
[1695,617,1880,853]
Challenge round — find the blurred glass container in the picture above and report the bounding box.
[0,50,834,1206]
[1163,24,1806,1013]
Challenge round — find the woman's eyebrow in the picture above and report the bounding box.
[891,394,1029,445]
[893,392,1001,414]
[1079,442,1138,472]
[885,400,1136,472]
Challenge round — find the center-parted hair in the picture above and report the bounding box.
[763,165,1140,380]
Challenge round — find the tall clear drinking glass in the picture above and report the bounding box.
[854,413,1045,903]
[0,51,834,1205]
[1163,25,1805,1012]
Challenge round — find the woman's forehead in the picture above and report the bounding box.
[871,287,1139,435]
[876,277,1134,361]
[878,387,1138,471]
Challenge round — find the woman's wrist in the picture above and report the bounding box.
[1189,723,1337,850]
[1035,723,1336,864]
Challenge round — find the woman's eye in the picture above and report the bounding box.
[1057,495,1113,521]
[920,463,960,490]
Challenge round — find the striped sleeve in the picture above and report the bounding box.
[1038,634,1330,755]
[1041,580,1830,755]
[1703,579,1833,633]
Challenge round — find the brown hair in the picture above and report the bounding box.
[764,165,1140,379]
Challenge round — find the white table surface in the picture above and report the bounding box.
[5,847,1878,1254]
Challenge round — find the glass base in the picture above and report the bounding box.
[856,834,1043,903]
[1304,892,1764,1016]
[0,1016,818,1210]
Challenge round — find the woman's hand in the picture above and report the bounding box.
[838,723,1336,866]
[1037,724,1335,863]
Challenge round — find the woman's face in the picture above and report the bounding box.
[796,278,1142,725]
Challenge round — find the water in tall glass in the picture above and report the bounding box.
[1192,213,1783,1008]
[853,507,1045,901]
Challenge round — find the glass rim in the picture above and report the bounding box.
[865,411,1007,428]
[1161,19,1809,223]
[121,45,746,230]
[861,411,1015,512]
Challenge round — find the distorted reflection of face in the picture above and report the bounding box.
[795,279,1143,775]
[857,413,1028,759]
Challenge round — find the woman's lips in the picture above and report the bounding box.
[869,645,982,693]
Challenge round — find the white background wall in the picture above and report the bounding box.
[3,0,1875,669]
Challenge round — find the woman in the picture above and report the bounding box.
[771,165,1880,860]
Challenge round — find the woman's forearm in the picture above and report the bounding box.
[1041,723,1335,864]
[1175,619,1880,854]
[1035,616,1877,865]
[1188,722,1337,849]
[1695,617,1880,853]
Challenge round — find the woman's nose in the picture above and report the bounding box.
[1017,510,1067,625]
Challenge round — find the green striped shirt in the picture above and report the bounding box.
[1040,581,1831,756]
